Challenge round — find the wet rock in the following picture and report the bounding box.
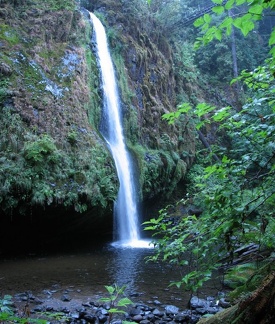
[145,313,155,321]
[59,307,70,313]
[133,314,143,322]
[190,297,208,309]
[42,289,52,296]
[83,313,97,323]
[46,306,53,311]
[153,299,162,305]
[174,310,192,322]
[61,294,72,302]
[165,305,179,315]
[153,308,164,317]
[32,305,44,312]
[71,311,80,319]
[130,292,140,297]
[99,308,108,315]
[140,320,151,324]
[98,313,108,323]
[33,298,43,305]
[218,298,231,308]
[195,308,208,315]
[129,307,142,316]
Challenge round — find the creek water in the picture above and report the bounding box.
[0,242,222,309]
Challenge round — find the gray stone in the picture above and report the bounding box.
[133,314,143,322]
[165,305,179,315]
[61,294,71,302]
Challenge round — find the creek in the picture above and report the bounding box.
[0,241,222,310]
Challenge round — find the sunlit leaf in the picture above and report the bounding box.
[225,0,235,10]
[215,28,222,41]
[194,16,204,27]
[203,13,212,24]
[212,6,225,14]
[248,4,263,15]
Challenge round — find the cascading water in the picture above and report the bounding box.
[90,12,150,248]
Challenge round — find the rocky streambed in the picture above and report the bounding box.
[6,287,231,324]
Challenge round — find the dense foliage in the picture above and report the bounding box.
[145,0,275,292]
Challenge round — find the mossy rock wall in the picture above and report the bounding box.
[0,0,118,218]
[0,0,198,222]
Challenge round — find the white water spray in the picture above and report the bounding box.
[90,13,150,248]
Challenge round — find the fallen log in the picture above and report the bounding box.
[198,269,275,324]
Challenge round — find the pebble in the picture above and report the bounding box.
[9,289,230,324]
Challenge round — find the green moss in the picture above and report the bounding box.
[224,263,258,290]
[0,105,117,215]
[23,0,77,11]
[128,143,187,199]
[0,24,19,45]
[0,78,9,104]
[226,260,275,301]
[86,47,102,129]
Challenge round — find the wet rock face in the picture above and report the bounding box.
[1,4,91,140]
[0,0,196,219]
[87,0,196,199]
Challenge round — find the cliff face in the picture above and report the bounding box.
[0,0,196,225]
[0,0,118,220]
[89,0,196,200]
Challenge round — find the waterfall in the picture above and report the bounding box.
[90,12,149,248]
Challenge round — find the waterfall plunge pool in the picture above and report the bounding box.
[0,241,223,310]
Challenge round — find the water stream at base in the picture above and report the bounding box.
[90,12,150,248]
[0,244,223,309]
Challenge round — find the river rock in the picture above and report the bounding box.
[190,296,209,309]
[165,305,179,315]
[133,314,143,322]
[83,313,97,322]
[153,308,164,317]
[61,294,72,302]
[218,298,231,308]
[140,320,151,324]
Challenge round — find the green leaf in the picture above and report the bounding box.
[220,16,233,28]
[233,17,243,29]
[248,4,263,15]
[109,308,126,314]
[212,106,231,122]
[236,0,246,4]
[117,298,133,307]
[194,16,204,27]
[269,30,275,46]
[222,155,231,163]
[212,6,225,14]
[225,0,235,10]
[203,14,212,24]
[212,0,223,4]
[241,20,254,36]
[194,103,215,117]
[178,102,192,113]
[215,28,222,41]
[99,297,111,302]
[105,285,116,294]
